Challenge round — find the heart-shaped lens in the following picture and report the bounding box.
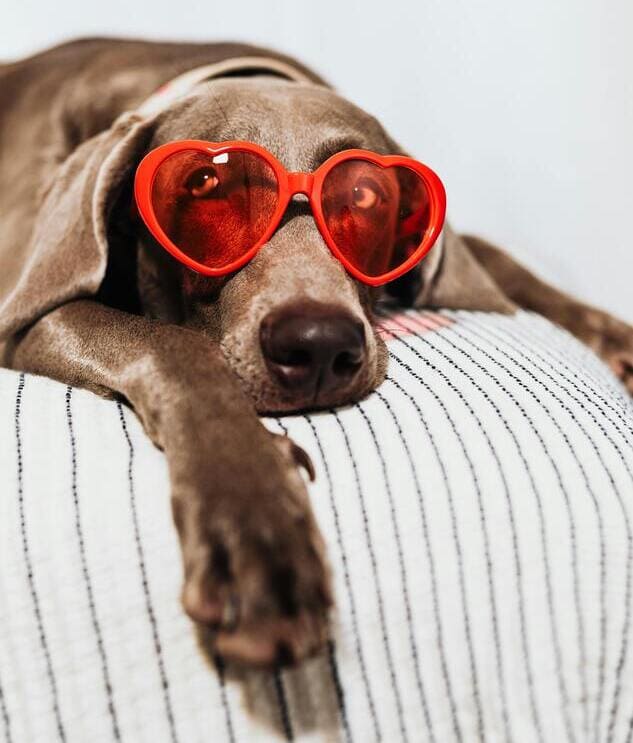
[320,159,432,278]
[150,149,279,270]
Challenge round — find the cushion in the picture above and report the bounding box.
[1,309,632,742]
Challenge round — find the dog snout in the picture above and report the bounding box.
[260,300,366,399]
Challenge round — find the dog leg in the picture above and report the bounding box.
[7,300,331,666]
[462,235,633,394]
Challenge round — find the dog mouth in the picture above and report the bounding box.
[268,366,370,414]
[258,376,373,415]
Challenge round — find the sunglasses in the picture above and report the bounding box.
[134,140,446,287]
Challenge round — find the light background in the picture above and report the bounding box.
[3,0,632,321]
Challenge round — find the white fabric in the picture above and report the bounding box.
[1,310,633,743]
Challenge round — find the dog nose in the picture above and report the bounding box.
[260,301,366,396]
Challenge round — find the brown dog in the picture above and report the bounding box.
[1,38,632,668]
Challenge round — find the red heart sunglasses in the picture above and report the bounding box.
[134,140,446,287]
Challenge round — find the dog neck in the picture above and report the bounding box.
[136,56,315,118]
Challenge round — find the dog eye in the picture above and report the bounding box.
[352,177,384,210]
[185,167,219,198]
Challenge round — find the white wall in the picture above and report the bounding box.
[4,0,632,321]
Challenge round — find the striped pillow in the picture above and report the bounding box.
[1,309,632,743]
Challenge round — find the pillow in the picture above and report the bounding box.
[1,309,632,742]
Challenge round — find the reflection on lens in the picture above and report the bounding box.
[151,149,279,269]
[321,160,430,277]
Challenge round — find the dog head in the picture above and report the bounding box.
[122,76,444,412]
[4,70,441,411]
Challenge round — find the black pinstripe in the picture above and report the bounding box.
[382,376,465,742]
[304,414,374,742]
[515,319,633,443]
[490,313,633,453]
[387,346,525,741]
[275,418,289,435]
[117,402,179,743]
[379,358,514,742]
[435,313,590,740]
[0,674,12,743]
[15,374,66,742]
[520,313,632,410]
[214,655,237,743]
[65,387,121,741]
[273,667,294,740]
[453,313,609,739]
[459,312,633,741]
[332,409,409,743]
[485,313,633,741]
[373,389,440,742]
[356,400,435,743]
[402,314,578,742]
[385,317,544,742]
[502,322,633,484]
[326,639,352,743]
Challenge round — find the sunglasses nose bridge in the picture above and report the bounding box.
[287,172,314,196]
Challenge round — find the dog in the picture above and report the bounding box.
[1,38,632,668]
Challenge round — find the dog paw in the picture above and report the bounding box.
[270,432,316,482]
[577,310,633,397]
[607,349,633,395]
[175,435,331,667]
[594,317,633,396]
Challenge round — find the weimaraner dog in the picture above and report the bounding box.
[1,38,632,668]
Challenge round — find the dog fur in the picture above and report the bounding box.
[1,38,632,667]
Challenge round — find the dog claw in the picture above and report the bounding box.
[290,440,316,481]
[272,432,316,481]
[605,347,633,395]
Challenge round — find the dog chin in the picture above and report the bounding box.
[254,386,370,416]
[250,366,384,415]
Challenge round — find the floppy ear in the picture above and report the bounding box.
[0,111,158,344]
[423,224,516,312]
[386,223,516,313]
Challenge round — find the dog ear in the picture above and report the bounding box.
[386,223,516,313]
[0,111,157,344]
[423,224,516,312]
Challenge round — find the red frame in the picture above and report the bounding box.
[134,140,446,286]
